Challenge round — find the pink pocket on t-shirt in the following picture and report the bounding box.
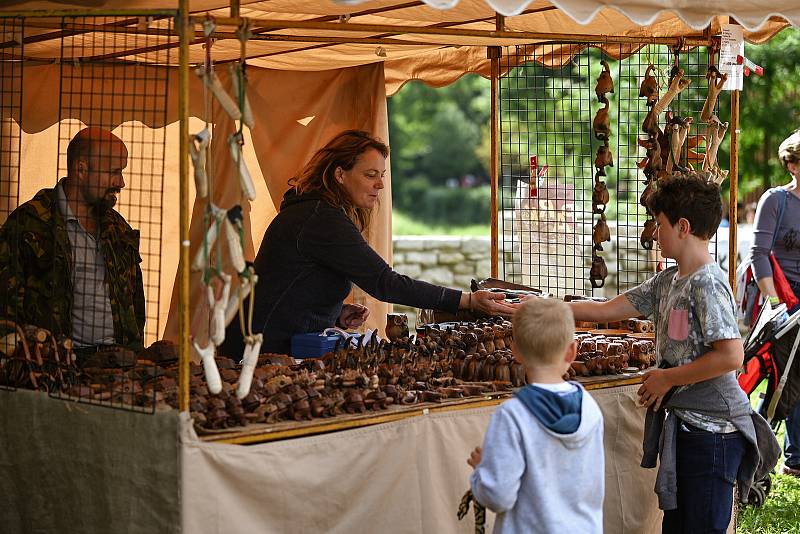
[668,308,689,341]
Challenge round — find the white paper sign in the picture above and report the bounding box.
[719,24,744,91]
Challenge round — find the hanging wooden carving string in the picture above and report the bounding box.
[188,19,261,397]
[638,58,691,250]
[590,59,613,288]
[701,65,730,184]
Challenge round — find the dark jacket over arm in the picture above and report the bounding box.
[226,190,461,356]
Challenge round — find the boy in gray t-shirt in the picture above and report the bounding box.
[569,172,755,533]
[625,263,740,433]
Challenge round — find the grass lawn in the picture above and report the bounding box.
[391,211,490,236]
[737,382,800,533]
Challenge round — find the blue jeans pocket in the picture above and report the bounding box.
[676,428,717,478]
[720,432,746,484]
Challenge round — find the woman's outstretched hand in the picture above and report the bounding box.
[338,303,370,329]
[466,290,521,317]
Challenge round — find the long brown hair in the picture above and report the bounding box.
[289,130,389,231]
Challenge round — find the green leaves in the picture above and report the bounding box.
[388,75,490,186]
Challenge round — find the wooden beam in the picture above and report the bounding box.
[201,17,710,47]
[729,89,740,291]
[232,7,558,64]
[178,0,190,414]
[0,15,168,51]
[0,9,175,17]
[490,43,501,279]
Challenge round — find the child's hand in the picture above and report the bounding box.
[467,446,482,469]
[637,368,673,411]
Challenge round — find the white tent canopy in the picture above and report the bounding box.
[406,0,800,30]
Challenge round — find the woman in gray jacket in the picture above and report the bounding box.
[748,128,800,476]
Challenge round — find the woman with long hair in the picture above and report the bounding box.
[748,128,800,476]
[223,130,516,356]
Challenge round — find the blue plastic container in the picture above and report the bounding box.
[290,332,342,359]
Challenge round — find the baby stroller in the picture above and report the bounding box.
[738,301,800,506]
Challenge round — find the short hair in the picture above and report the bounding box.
[513,298,574,367]
[778,129,800,170]
[647,171,722,240]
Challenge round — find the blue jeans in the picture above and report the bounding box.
[784,279,800,467]
[662,423,746,534]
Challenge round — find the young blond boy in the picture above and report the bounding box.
[467,298,604,534]
[569,172,778,533]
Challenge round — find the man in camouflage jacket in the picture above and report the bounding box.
[0,128,145,352]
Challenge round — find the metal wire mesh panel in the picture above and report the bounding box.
[57,15,172,348]
[0,17,24,390]
[0,18,23,226]
[615,44,720,290]
[0,15,173,412]
[499,44,595,297]
[500,43,721,298]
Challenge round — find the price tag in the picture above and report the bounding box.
[719,24,744,91]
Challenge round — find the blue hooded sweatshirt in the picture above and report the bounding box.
[514,382,583,434]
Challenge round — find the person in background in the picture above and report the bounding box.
[568,172,778,533]
[748,128,800,476]
[467,297,604,534]
[223,130,516,357]
[0,127,145,356]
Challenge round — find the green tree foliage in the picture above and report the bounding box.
[392,176,491,226]
[387,75,490,185]
[721,29,800,194]
[388,29,800,227]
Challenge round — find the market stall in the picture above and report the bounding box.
[1,1,798,533]
[1,378,653,534]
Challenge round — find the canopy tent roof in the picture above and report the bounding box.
[1,1,796,93]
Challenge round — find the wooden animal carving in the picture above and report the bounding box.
[595,60,614,101]
[595,143,614,169]
[592,215,611,251]
[592,177,609,213]
[701,66,728,123]
[666,115,692,173]
[639,64,659,106]
[640,218,657,250]
[637,137,662,178]
[703,117,729,177]
[643,69,691,136]
[590,255,608,288]
[593,101,611,140]
[385,313,409,343]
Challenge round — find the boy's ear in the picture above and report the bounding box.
[678,217,691,236]
[564,340,577,364]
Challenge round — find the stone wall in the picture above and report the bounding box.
[393,236,493,291]
[392,236,491,326]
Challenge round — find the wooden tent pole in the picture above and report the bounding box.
[178,0,191,413]
[729,89,740,291]
[489,15,503,279]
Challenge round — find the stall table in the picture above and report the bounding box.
[1,374,665,534]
